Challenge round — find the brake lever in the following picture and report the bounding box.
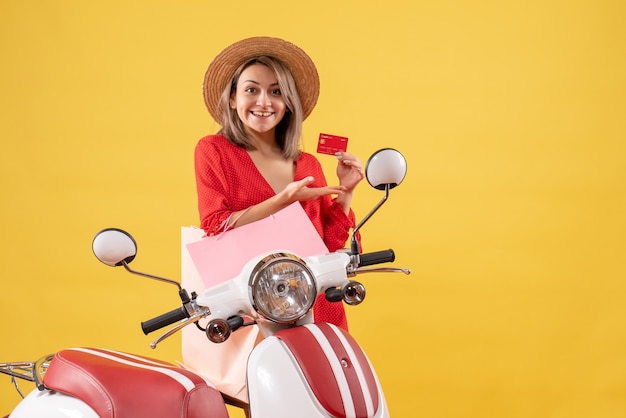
[149,306,211,349]
[355,267,411,275]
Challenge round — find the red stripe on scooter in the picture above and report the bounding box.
[275,323,380,417]
[276,326,345,416]
[329,325,380,413]
[316,323,369,417]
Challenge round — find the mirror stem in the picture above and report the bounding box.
[350,184,390,254]
[122,261,182,291]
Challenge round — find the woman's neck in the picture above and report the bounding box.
[247,130,282,156]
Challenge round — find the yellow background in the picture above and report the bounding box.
[1,1,625,417]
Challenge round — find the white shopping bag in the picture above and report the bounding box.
[180,226,262,403]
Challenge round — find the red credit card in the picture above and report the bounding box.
[317,133,348,155]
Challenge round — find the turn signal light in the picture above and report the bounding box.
[206,318,231,343]
[343,281,366,305]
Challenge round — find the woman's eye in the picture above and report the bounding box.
[271,89,282,96]
[245,87,256,93]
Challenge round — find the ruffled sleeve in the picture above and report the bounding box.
[194,136,235,235]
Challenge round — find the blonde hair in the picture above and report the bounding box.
[218,56,303,159]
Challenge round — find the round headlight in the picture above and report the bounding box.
[249,253,317,323]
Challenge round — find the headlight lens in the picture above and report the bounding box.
[249,253,317,323]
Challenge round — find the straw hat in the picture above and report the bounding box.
[203,36,320,123]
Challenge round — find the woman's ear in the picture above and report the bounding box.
[229,89,237,109]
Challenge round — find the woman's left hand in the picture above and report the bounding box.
[335,152,364,192]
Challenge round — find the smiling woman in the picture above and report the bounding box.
[191,36,366,401]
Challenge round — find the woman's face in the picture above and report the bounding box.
[230,63,287,138]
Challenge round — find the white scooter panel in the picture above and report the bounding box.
[247,323,389,418]
[9,388,99,418]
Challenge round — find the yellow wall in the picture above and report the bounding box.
[1,1,625,417]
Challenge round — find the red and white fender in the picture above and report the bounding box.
[248,323,389,418]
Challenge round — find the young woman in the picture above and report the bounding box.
[195,36,363,330]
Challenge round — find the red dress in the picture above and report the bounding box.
[194,134,356,329]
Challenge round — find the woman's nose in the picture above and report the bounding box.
[256,92,272,107]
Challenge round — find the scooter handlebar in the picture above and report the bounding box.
[141,307,189,335]
[358,249,395,267]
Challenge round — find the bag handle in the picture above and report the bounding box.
[215,208,251,240]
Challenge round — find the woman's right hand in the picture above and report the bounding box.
[229,177,345,229]
[282,176,346,203]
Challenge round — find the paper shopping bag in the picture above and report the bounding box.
[180,225,262,403]
[186,202,329,289]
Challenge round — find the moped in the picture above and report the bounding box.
[1,148,409,418]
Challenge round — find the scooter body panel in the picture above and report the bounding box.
[247,323,389,418]
[9,388,99,418]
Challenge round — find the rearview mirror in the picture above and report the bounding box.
[350,148,407,254]
[92,228,137,267]
[365,148,407,190]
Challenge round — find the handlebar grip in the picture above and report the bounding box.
[141,307,188,335]
[358,249,395,267]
